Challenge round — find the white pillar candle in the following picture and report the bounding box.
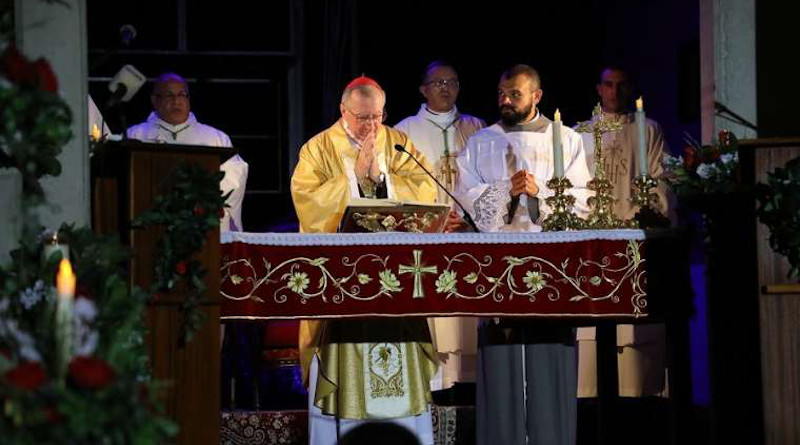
[553,109,564,178]
[635,97,648,176]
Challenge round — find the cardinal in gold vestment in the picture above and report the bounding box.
[291,76,438,444]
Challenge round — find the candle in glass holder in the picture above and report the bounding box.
[635,97,648,176]
[552,109,564,178]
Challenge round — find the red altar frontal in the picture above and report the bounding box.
[220,230,648,320]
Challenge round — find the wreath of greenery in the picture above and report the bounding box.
[756,157,800,279]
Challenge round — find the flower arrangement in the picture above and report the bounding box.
[0,225,177,444]
[0,44,72,208]
[1,6,177,441]
[662,130,739,197]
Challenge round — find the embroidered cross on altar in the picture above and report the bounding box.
[399,250,437,298]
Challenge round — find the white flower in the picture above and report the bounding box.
[0,320,41,362]
[523,271,546,292]
[20,280,46,309]
[0,297,9,313]
[663,155,683,169]
[696,163,714,178]
[287,272,309,293]
[73,297,98,322]
[720,153,736,165]
[74,297,99,356]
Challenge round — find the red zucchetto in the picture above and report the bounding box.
[344,75,382,92]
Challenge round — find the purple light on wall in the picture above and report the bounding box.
[689,262,710,406]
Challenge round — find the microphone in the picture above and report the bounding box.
[119,24,137,46]
[106,64,146,108]
[393,143,480,233]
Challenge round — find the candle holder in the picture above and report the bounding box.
[629,174,670,228]
[542,176,585,231]
[575,104,627,229]
[41,228,69,264]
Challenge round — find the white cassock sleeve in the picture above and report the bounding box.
[220,154,248,232]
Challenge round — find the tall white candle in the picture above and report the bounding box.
[56,259,75,378]
[553,109,564,178]
[635,97,648,176]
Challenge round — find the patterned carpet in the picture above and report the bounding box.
[221,405,475,445]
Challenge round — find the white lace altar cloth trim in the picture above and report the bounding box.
[221,229,645,247]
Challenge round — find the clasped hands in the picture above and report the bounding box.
[354,129,381,183]
[509,170,539,198]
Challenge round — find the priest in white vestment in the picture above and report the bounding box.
[456,65,591,445]
[574,66,672,399]
[291,76,438,445]
[394,61,485,400]
[126,72,248,232]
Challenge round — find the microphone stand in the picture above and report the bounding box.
[394,144,480,233]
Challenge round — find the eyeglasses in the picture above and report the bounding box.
[345,108,387,123]
[154,91,190,101]
[425,78,459,90]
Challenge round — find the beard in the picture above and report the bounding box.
[499,102,533,126]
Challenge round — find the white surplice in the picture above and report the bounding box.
[456,112,592,232]
[127,112,248,232]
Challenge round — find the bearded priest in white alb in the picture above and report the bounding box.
[456,65,591,445]
[291,76,438,445]
[126,72,248,232]
[394,61,485,401]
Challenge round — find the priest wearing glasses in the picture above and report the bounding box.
[291,75,438,445]
[126,72,248,232]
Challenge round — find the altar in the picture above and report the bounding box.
[220,230,652,321]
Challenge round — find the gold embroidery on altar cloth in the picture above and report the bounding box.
[368,343,405,398]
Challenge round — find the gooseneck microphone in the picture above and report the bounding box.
[393,143,480,233]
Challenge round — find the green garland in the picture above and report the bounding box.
[132,163,227,344]
[757,157,800,279]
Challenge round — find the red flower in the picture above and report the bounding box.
[718,130,731,146]
[32,58,58,92]
[704,146,721,163]
[0,45,35,85]
[68,356,116,390]
[4,362,47,390]
[193,206,206,216]
[175,261,187,275]
[683,146,699,170]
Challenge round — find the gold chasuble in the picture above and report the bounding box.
[291,121,439,419]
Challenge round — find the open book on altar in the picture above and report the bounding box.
[338,198,450,233]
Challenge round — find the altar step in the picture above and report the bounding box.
[221,405,476,445]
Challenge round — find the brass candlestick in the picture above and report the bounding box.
[575,104,627,229]
[542,176,584,231]
[629,174,670,228]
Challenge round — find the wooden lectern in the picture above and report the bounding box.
[92,139,232,445]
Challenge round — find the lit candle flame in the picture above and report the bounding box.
[91,124,101,142]
[57,259,76,300]
[554,108,561,122]
[636,97,644,111]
